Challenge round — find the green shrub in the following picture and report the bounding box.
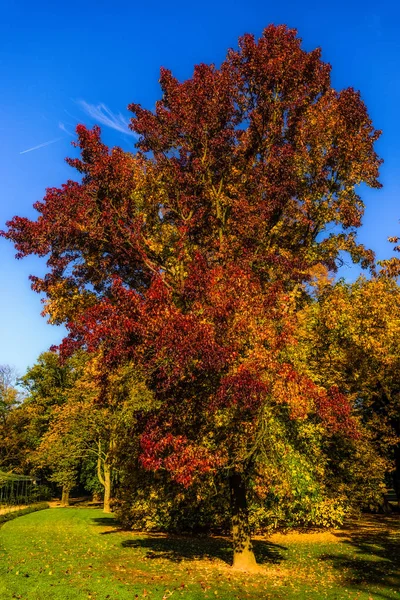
[30,484,52,502]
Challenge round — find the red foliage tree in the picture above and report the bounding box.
[3,25,381,569]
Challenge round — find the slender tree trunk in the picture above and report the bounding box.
[229,472,258,571]
[103,461,112,514]
[61,486,70,507]
[97,449,112,513]
[393,437,400,508]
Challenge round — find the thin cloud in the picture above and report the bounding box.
[20,137,63,155]
[77,100,136,137]
[59,121,74,136]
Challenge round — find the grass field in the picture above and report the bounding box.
[0,507,399,599]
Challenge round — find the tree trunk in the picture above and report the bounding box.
[393,436,400,508]
[61,486,70,507]
[97,449,112,514]
[103,462,112,513]
[229,472,258,571]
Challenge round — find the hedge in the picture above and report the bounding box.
[0,503,49,526]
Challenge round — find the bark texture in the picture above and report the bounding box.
[103,462,112,513]
[229,472,258,571]
[97,449,112,513]
[393,427,400,507]
[61,486,70,506]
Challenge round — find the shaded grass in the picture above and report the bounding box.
[321,515,400,596]
[0,508,399,599]
[119,534,285,564]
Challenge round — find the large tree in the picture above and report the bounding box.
[3,25,382,569]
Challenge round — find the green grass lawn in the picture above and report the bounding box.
[0,508,399,599]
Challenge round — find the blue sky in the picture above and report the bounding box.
[0,0,399,375]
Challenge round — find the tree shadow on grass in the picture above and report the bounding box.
[320,515,400,599]
[121,534,286,566]
[91,516,286,566]
[92,517,118,527]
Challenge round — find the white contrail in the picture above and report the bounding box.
[20,137,63,155]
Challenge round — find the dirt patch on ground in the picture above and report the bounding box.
[268,529,339,544]
[48,497,102,509]
[267,514,400,545]
[47,501,63,508]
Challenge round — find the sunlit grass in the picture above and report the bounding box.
[0,508,399,599]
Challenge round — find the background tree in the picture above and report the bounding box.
[0,365,28,472]
[298,274,400,506]
[35,353,114,512]
[18,351,84,501]
[3,25,382,569]
[34,353,156,513]
[379,228,400,278]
